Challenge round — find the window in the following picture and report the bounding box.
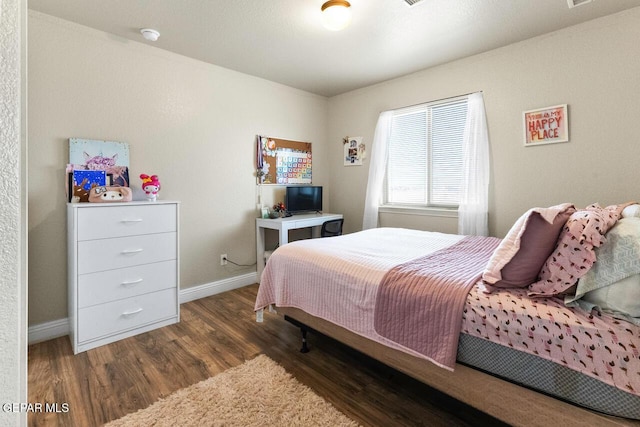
[385,97,468,208]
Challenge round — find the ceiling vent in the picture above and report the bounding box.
[403,0,425,6]
[567,0,593,8]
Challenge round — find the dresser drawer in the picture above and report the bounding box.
[78,232,176,274]
[77,204,176,241]
[78,260,177,308]
[77,288,178,343]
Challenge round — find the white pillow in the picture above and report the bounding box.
[622,204,640,218]
[583,274,640,317]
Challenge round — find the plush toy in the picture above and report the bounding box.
[140,174,161,202]
[88,186,133,203]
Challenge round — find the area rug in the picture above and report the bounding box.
[104,354,359,427]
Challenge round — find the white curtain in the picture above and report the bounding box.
[362,111,393,230]
[458,92,490,236]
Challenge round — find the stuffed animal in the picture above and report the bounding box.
[88,186,133,203]
[140,174,161,202]
[72,177,91,202]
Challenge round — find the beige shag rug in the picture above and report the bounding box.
[105,355,359,427]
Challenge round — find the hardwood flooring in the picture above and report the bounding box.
[28,284,505,427]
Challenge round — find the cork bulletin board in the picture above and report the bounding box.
[257,136,312,185]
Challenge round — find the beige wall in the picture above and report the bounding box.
[28,11,329,325]
[328,7,640,238]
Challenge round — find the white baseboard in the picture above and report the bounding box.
[28,318,70,345]
[28,272,259,345]
[179,272,258,304]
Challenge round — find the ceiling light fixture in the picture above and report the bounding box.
[321,0,352,31]
[140,28,160,42]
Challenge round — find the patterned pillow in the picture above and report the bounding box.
[528,204,621,297]
[482,203,574,288]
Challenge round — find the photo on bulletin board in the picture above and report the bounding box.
[256,135,312,185]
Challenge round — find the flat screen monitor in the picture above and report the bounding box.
[285,186,322,214]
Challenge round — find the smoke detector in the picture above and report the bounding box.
[403,0,425,5]
[140,28,160,42]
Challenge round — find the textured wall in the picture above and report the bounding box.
[0,0,27,425]
[28,11,329,325]
[328,7,640,237]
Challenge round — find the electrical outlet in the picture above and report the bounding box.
[220,254,228,266]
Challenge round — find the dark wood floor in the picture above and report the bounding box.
[28,284,505,427]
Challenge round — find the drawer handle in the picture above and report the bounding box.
[121,278,143,286]
[121,219,143,223]
[121,248,144,255]
[122,308,143,317]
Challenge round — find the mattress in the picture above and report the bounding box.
[458,334,640,419]
[462,284,640,403]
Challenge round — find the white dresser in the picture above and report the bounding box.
[67,201,180,354]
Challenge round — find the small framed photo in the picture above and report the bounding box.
[261,206,270,219]
[523,104,568,147]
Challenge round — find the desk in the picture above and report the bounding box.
[256,212,343,280]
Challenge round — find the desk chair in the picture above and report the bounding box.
[321,218,344,237]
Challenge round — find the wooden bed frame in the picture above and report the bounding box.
[277,306,640,427]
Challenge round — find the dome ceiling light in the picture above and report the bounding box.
[321,1,352,31]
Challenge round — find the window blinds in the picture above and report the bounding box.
[386,97,468,207]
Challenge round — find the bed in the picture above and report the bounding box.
[254,204,640,427]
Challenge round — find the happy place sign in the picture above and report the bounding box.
[523,104,568,146]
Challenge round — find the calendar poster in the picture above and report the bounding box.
[257,136,312,185]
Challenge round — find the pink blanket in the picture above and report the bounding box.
[374,236,501,368]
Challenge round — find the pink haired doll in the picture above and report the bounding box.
[140,174,161,202]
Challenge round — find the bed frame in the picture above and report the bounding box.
[278,306,640,427]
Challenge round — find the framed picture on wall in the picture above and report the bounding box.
[523,104,568,146]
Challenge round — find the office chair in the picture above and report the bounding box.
[321,218,344,237]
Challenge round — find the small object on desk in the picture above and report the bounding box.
[272,202,286,218]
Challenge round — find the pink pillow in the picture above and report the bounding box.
[528,204,621,297]
[482,203,574,288]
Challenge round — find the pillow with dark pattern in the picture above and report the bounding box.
[528,204,620,297]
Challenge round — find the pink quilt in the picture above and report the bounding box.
[374,236,501,368]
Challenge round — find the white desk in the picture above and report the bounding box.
[256,212,343,280]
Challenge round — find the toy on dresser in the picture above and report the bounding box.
[88,186,133,203]
[140,174,161,202]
